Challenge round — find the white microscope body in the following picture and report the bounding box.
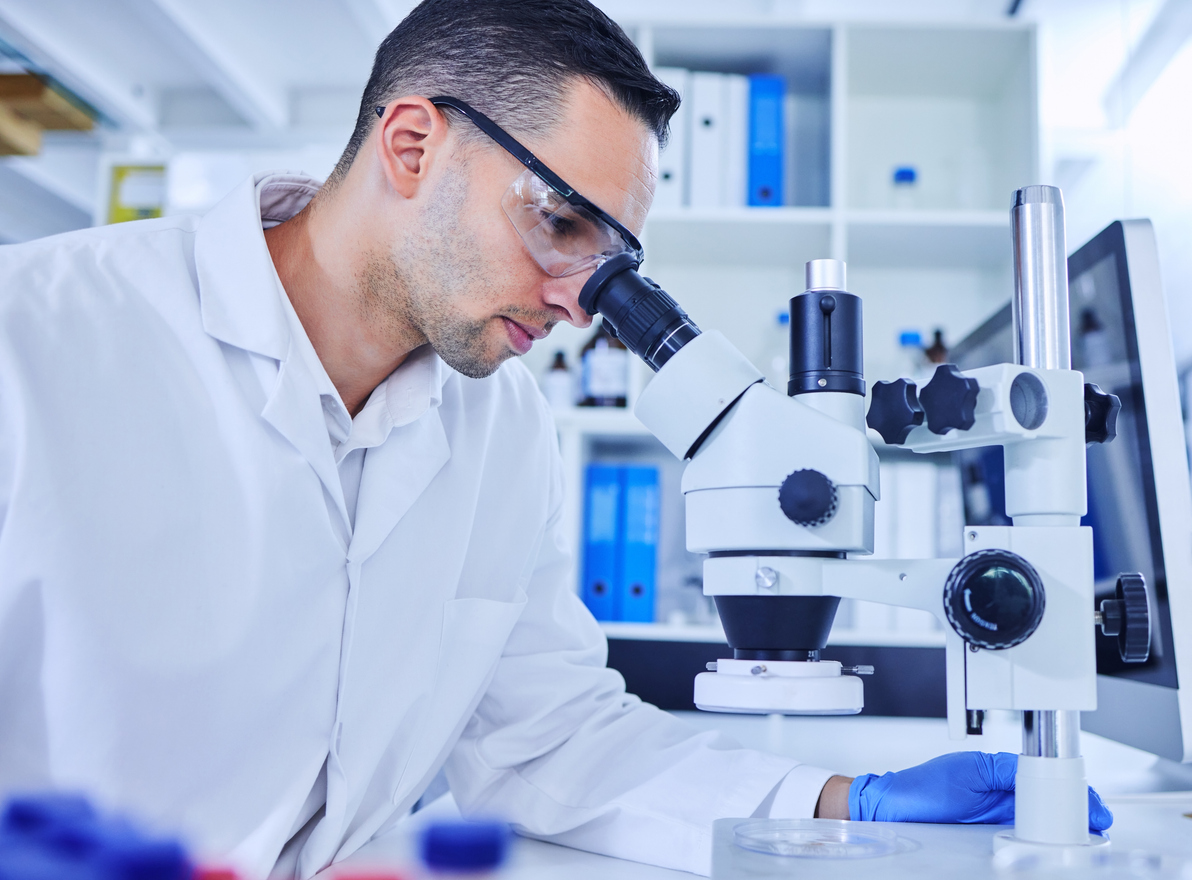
[579,186,1147,855]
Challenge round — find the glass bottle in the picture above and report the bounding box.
[924,328,948,365]
[579,322,629,408]
[541,350,575,410]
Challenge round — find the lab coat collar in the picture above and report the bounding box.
[195,172,455,412]
[195,173,318,361]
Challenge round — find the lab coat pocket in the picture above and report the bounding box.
[391,593,527,804]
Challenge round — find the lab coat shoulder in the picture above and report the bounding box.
[0,218,212,396]
[0,218,206,516]
[0,216,201,308]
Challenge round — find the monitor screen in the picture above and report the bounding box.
[950,222,1180,693]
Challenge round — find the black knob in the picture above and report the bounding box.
[1085,383,1121,445]
[943,550,1046,650]
[778,469,838,527]
[920,364,980,435]
[1098,573,1150,663]
[866,379,925,445]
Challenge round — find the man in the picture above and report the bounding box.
[0,1,1109,876]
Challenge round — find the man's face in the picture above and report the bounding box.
[380,81,657,379]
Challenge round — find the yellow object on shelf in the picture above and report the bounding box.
[107,165,166,224]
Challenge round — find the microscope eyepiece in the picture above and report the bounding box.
[789,261,864,396]
[579,254,701,371]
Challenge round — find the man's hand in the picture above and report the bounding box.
[844,752,1113,829]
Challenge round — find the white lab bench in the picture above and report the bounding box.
[324,712,1192,878]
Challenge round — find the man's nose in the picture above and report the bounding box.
[542,271,595,329]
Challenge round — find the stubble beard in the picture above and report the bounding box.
[359,164,530,380]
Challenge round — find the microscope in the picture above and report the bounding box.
[578,185,1150,856]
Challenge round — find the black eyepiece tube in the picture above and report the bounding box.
[789,289,864,396]
[578,254,701,371]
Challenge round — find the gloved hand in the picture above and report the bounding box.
[849,751,1113,830]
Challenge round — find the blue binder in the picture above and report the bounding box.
[618,466,659,623]
[747,74,785,207]
[581,464,622,621]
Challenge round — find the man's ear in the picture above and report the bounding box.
[374,97,448,199]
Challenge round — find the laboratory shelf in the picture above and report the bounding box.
[648,207,834,224]
[846,209,1011,269]
[552,407,651,437]
[538,17,1039,661]
[645,207,833,270]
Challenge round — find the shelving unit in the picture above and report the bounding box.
[535,17,1039,652]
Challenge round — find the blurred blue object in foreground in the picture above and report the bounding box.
[0,793,193,880]
[420,820,510,874]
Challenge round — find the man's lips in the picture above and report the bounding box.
[501,317,547,354]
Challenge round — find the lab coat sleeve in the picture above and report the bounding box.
[443,437,836,876]
[767,765,839,819]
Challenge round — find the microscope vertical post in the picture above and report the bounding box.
[1009,185,1090,845]
[1012,185,1071,372]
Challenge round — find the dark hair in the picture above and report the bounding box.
[327,0,679,186]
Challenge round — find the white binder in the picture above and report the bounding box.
[688,71,726,208]
[723,73,749,208]
[653,67,690,209]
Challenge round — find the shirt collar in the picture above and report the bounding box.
[194,171,454,452]
[339,344,446,460]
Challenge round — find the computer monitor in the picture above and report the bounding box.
[950,220,1192,762]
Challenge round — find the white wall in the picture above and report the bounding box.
[1033,0,1192,363]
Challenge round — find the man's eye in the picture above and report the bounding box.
[548,214,578,237]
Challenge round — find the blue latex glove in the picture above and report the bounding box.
[849,751,1113,830]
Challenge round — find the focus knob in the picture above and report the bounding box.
[866,379,925,445]
[778,469,838,527]
[1085,383,1121,445]
[1098,573,1150,663]
[920,364,980,435]
[943,550,1046,650]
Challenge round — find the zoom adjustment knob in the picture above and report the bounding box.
[866,379,925,445]
[920,364,980,435]
[1098,573,1150,663]
[1084,383,1121,445]
[778,469,838,527]
[943,550,1046,650]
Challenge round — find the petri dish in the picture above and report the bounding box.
[733,819,900,859]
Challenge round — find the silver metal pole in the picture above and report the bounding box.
[1011,184,1081,767]
[1022,709,1082,758]
[1011,185,1071,371]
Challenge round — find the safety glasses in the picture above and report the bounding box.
[375,97,644,278]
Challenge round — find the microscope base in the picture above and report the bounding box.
[694,661,864,715]
[991,830,1111,870]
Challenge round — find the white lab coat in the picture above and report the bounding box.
[0,174,834,877]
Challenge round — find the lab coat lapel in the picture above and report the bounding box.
[348,408,450,565]
[261,346,351,529]
[195,174,349,528]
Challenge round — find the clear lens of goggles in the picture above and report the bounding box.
[502,169,635,278]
